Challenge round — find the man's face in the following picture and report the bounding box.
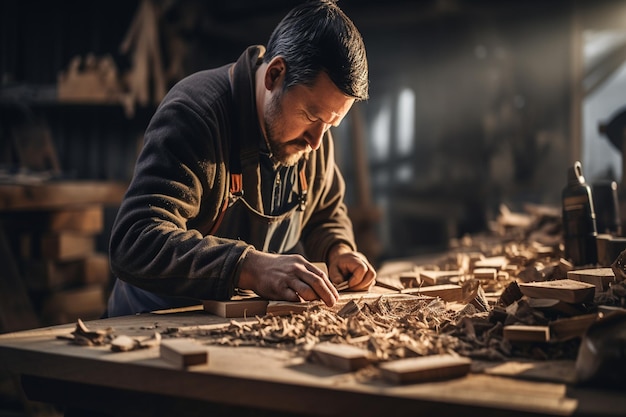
[263,71,355,166]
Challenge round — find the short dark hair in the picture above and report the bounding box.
[264,0,369,101]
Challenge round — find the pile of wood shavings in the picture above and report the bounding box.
[169,296,467,362]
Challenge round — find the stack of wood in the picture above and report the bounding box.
[13,205,110,325]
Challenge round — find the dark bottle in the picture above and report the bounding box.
[562,161,598,266]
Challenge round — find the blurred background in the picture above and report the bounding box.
[1,0,626,314]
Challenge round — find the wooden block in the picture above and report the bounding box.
[567,268,615,292]
[473,256,508,270]
[473,268,497,281]
[379,354,471,384]
[503,325,550,342]
[550,313,599,341]
[47,205,104,233]
[518,279,596,304]
[311,342,370,371]
[401,284,464,302]
[419,270,461,286]
[41,232,95,261]
[266,301,311,316]
[202,297,268,318]
[526,298,586,317]
[160,338,208,368]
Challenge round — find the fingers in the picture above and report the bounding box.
[296,262,339,306]
[329,252,377,291]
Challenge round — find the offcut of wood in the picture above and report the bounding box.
[202,297,268,318]
[160,338,208,368]
[549,313,600,341]
[473,268,497,281]
[473,256,508,270]
[310,342,370,371]
[526,298,586,317]
[419,270,461,286]
[379,354,471,384]
[503,325,550,342]
[401,284,464,302]
[567,268,615,292]
[518,279,595,304]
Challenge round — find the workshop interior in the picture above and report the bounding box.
[1,0,626,416]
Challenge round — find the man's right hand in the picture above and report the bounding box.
[236,250,339,307]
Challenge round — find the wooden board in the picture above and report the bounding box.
[310,342,370,371]
[567,268,615,292]
[379,354,471,384]
[503,325,550,342]
[473,256,508,270]
[473,268,497,281]
[400,284,464,302]
[202,297,268,318]
[160,338,208,368]
[419,270,461,286]
[518,279,595,304]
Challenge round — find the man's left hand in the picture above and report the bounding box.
[327,244,376,291]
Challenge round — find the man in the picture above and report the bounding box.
[106,0,376,317]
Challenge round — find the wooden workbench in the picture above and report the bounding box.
[0,307,624,417]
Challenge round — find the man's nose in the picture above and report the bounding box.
[306,122,329,150]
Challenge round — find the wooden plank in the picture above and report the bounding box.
[0,181,128,211]
[473,268,497,281]
[400,284,464,302]
[41,232,95,261]
[518,279,596,304]
[310,342,370,371]
[567,268,615,292]
[503,325,550,342]
[419,270,461,286]
[473,256,508,270]
[160,338,208,368]
[379,354,471,384]
[202,298,268,318]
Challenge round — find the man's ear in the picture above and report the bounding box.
[264,57,286,91]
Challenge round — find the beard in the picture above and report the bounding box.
[263,91,309,167]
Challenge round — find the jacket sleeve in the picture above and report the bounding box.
[300,131,357,262]
[109,90,252,301]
